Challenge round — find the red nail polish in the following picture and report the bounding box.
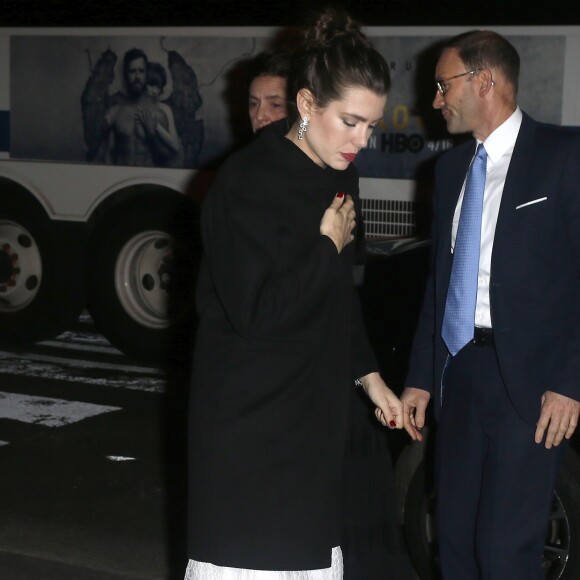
[336,192,344,198]
[389,420,396,428]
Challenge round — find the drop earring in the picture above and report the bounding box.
[297,116,309,140]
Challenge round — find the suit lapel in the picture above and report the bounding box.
[435,143,475,309]
[438,142,475,257]
[493,114,537,253]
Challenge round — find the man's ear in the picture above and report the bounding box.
[296,88,316,119]
[478,68,495,96]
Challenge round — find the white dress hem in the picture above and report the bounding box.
[184,546,343,580]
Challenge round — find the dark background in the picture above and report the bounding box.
[2,0,578,27]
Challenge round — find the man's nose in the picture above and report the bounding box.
[433,91,444,109]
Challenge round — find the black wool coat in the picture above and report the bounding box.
[187,120,378,571]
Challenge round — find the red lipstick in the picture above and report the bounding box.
[341,153,357,162]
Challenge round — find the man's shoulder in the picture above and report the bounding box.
[520,112,580,143]
[436,138,473,171]
[534,121,580,144]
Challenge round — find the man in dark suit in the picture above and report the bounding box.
[401,30,580,578]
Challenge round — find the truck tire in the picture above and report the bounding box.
[86,193,201,363]
[545,451,580,579]
[403,449,580,579]
[0,190,86,343]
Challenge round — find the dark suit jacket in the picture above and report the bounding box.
[406,113,580,423]
[187,120,378,570]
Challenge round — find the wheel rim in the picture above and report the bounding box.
[115,230,191,329]
[0,220,42,312]
[543,490,570,579]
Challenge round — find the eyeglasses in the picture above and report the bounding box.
[435,69,482,96]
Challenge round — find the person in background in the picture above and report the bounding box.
[100,48,174,167]
[247,51,290,133]
[402,30,580,579]
[185,7,403,579]
[141,61,183,167]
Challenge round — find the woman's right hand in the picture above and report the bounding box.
[359,372,404,430]
[320,192,356,253]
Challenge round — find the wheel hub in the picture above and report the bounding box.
[0,245,13,284]
[0,224,40,310]
[115,230,192,329]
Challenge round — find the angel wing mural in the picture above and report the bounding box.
[165,49,204,168]
[81,48,121,163]
[81,43,204,169]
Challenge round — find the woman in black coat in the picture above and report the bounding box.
[185,8,403,579]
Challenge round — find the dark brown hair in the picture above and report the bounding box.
[123,47,148,79]
[287,7,391,114]
[249,51,291,83]
[446,30,520,93]
[147,62,168,90]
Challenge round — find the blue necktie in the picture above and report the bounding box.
[442,143,488,356]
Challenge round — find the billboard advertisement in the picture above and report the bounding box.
[9,33,566,178]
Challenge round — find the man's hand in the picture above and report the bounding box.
[401,387,431,441]
[535,391,580,449]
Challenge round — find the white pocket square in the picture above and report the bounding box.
[516,197,547,210]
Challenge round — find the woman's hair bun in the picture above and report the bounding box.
[304,7,363,50]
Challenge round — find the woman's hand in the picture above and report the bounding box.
[320,192,356,253]
[358,372,404,429]
[134,107,158,136]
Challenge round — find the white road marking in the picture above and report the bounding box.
[0,319,167,393]
[0,351,162,375]
[52,330,115,348]
[0,391,121,428]
[38,339,123,356]
[0,358,165,392]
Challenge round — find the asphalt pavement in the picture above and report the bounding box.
[0,313,420,580]
[0,315,189,579]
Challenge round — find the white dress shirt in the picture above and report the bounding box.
[451,107,523,329]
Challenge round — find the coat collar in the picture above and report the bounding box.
[259,118,359,183]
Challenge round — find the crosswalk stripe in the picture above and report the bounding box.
[0,315,169,434]
[0,316,168,450]
[50,329,115,348]
[38,339,124,356]
[0,391,121,428]
[0,350,164,375]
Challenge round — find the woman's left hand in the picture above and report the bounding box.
[358,372,403,429]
